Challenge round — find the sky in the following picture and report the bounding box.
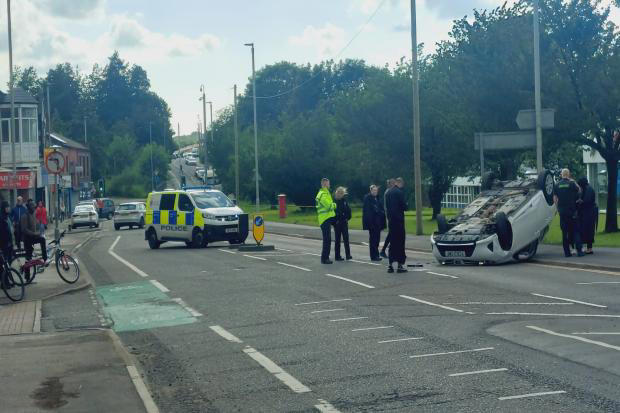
[0,0,617,137]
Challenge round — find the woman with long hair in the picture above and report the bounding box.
[333,186,352,261]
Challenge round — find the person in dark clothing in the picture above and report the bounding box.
[554,169,583,257]
[0,200,15,260]
[577,177,597,254]
[380,178,395,258]
[21,199,48,281]
[385,177,408,273]
[333,186,352,261]
[11,196,26,249]
[362,185,386,261]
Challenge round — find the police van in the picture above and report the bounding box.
[144,187,248,249]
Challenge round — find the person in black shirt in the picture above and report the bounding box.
[385,177,408,273]
[554,169,583,257]
[362,185,386,261]
[333,186,352,261]
[577,177,597,254]
[380,178,395,258]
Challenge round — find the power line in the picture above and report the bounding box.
[256,0,388,100]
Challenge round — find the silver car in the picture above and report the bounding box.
[70,204,99,229]
[114,202,146,230]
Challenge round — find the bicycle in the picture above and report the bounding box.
[13,230,80,285]
[1,253,24,302]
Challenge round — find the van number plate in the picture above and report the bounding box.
[225,228,237,233]
[445,250,466,258]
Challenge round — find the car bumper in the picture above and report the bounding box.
[114,216,142,225]
[430,234,513,264]
[204,224,242,241]
[71,218,97,227]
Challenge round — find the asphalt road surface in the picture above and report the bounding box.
[79,219,620,412]
[171,157,204,188]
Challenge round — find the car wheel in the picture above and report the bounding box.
[107,213,113,220]
[191,229,205,248]
[95,222,99,228]
[514,239,538,261]
[436,214,449,234]
[114,224,119,231]
[537,169,554,206]
[481,171,496,191]
[147,229,161,249]
[139,218,145,229]
[495,212,513,251]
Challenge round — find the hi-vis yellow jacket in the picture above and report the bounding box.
[315,188,336,226]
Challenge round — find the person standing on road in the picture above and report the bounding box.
[554,169,584,257]
[35,201,48,237]
[385,177,408,273]
[333,186,352,261]
[380,178,395,258]
[362,185,386,262]
[21,199,48,281]
[0,201,15,261]
[11,196,26,250]
[577,177,597,255]
[316,178,336,264]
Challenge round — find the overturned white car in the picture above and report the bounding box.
[431,170,556,264]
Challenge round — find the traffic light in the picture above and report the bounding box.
[98,178,105,196]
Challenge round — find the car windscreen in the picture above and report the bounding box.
[118,204,137,210]
[191,192,233,208]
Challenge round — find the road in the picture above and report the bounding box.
[170,157,203,188]
[73,217,620,412]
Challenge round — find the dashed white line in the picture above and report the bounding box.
[498,390,566,401]
[531,293,607,308]
[108,236,150,277]
[277,248,293,252]
[315,398,341,412]
[426,271,459,279]
[149,280,169,293]
[449,368,508,377]
[325,274,375,289]
[378,337,424,344]
[171,298,203,317]
[330,317,369,322]
[218,248,236,254]
[296,299,352,306]
[243,254,267,261]
[531,262,620,276]
[243,346,311,393]
[310,308,345,314]
[443,302,573,306]
[572,332,620,335]
[409,347,494,359]
[351,326,394,332]
[209,325,243,343]
[277,262,312,272]
[399,295,464,313]
[576,282,620,285]
[350,259,381,266]
[526,325,620,352]
[486,312,620,318]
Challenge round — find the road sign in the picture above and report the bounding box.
[516,109,555,130]
[474,131,536,150]
[253,214,264,245]
[45,150,66,174]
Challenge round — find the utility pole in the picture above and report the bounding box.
[149,122,154,191]
[83,116,87,143]
[233,84,240,201]
[410,0,423,235]
[245,42,260,213]
[46,84,51,140]
[533,0,543,172]
[7,0,16,204]
[200,85,207,168]
[208,101,214,143]
[177,122,180,138]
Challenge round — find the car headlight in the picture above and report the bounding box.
[203,213,216,220]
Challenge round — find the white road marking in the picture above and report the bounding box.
[409,347,494,358]
[572,332,620,335]
[498,390,566,401]
[443,302,573,306]
[526,325,620,351]
[350,259,381,266]
[531,293,607,308]
[576,282,620,285]
[277,262,312,272]
[209,325,243,343]
[296,299,352,306]
[277,248,293,252]
[361,242,369,246]
[325,273,375,289]
[315,398,341,412]
[289,234,305,237]
[127,365,160,413]
[399,295,464,313]
[310,308,345,314]
[449,368,508,377]
[243,346,311,393]
[171,298,203,317]
[426,271,459,279]
[351,326,394,332]
[108,236,150,278]
[378,337,424,344]
[218,248,236,254]
[531,263,620,276]
[243,254,267,261]
[486,312,620,318]
[149,280,169,293]
[305,252,322,257]
[330,317,368,322]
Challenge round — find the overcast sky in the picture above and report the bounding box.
[0,0,617,137]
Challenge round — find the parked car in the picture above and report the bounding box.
[185,157,197,166]
[70,204,99,229]
[97,198,116,220]
[114,202,146,230]
[431,170,556,265]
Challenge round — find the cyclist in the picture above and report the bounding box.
[20,199,47,281]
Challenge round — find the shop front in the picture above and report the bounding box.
[0,169,36,202]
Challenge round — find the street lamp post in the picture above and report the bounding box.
[207,101,214,143]
[200,85,207,168]
[7,0,16,204]
[233,84,240,202]
[149,122,154,191]
[83,116,87,143]
[533,0,543,172]
[410,0,423,235]
[245,42,260,213]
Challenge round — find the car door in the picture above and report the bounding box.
[177,193,195,239]
[158,193,177,239]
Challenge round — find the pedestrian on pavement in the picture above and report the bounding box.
[333,186,352,261]
[11,196,26,250]
[554,169,584,257]
[0,200,15,261]
[316,178,336,264]
[380,178,395,258]
[385,177,408,273]
[21,199,48,281]
[362,184,386,262]
[35,201,48,237]
[577,177,597,255]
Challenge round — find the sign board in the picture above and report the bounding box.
[252,214,264,245]
[45,150,66,174]
[0,171,35,189]
[516,109,555,130]
[475,131,536,150]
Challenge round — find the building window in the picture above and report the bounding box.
[20,107,37,143]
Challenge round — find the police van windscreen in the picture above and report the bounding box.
[191,192,234,208]
[118,204,137,210]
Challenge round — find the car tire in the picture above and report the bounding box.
[147,229,161,249]
[95,222,99,228]
[191,229,204,248]
[139,218,145,229]
[114,224,119,231]
[537,169,555,206]
[495,212,513,251]
[436,214,449,234]
[107,213,113,220]
[481,171,496,191]
[514,239,538,261]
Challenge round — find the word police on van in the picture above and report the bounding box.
[144,188,249,249]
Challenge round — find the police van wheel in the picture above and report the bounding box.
[191,229,204,248]
[147,229,161,250]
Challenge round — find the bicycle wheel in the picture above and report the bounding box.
[2,268,25,302]
[11,256,34,285]
[55,253,80,284]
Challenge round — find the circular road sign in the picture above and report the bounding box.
[45,150,66,175]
